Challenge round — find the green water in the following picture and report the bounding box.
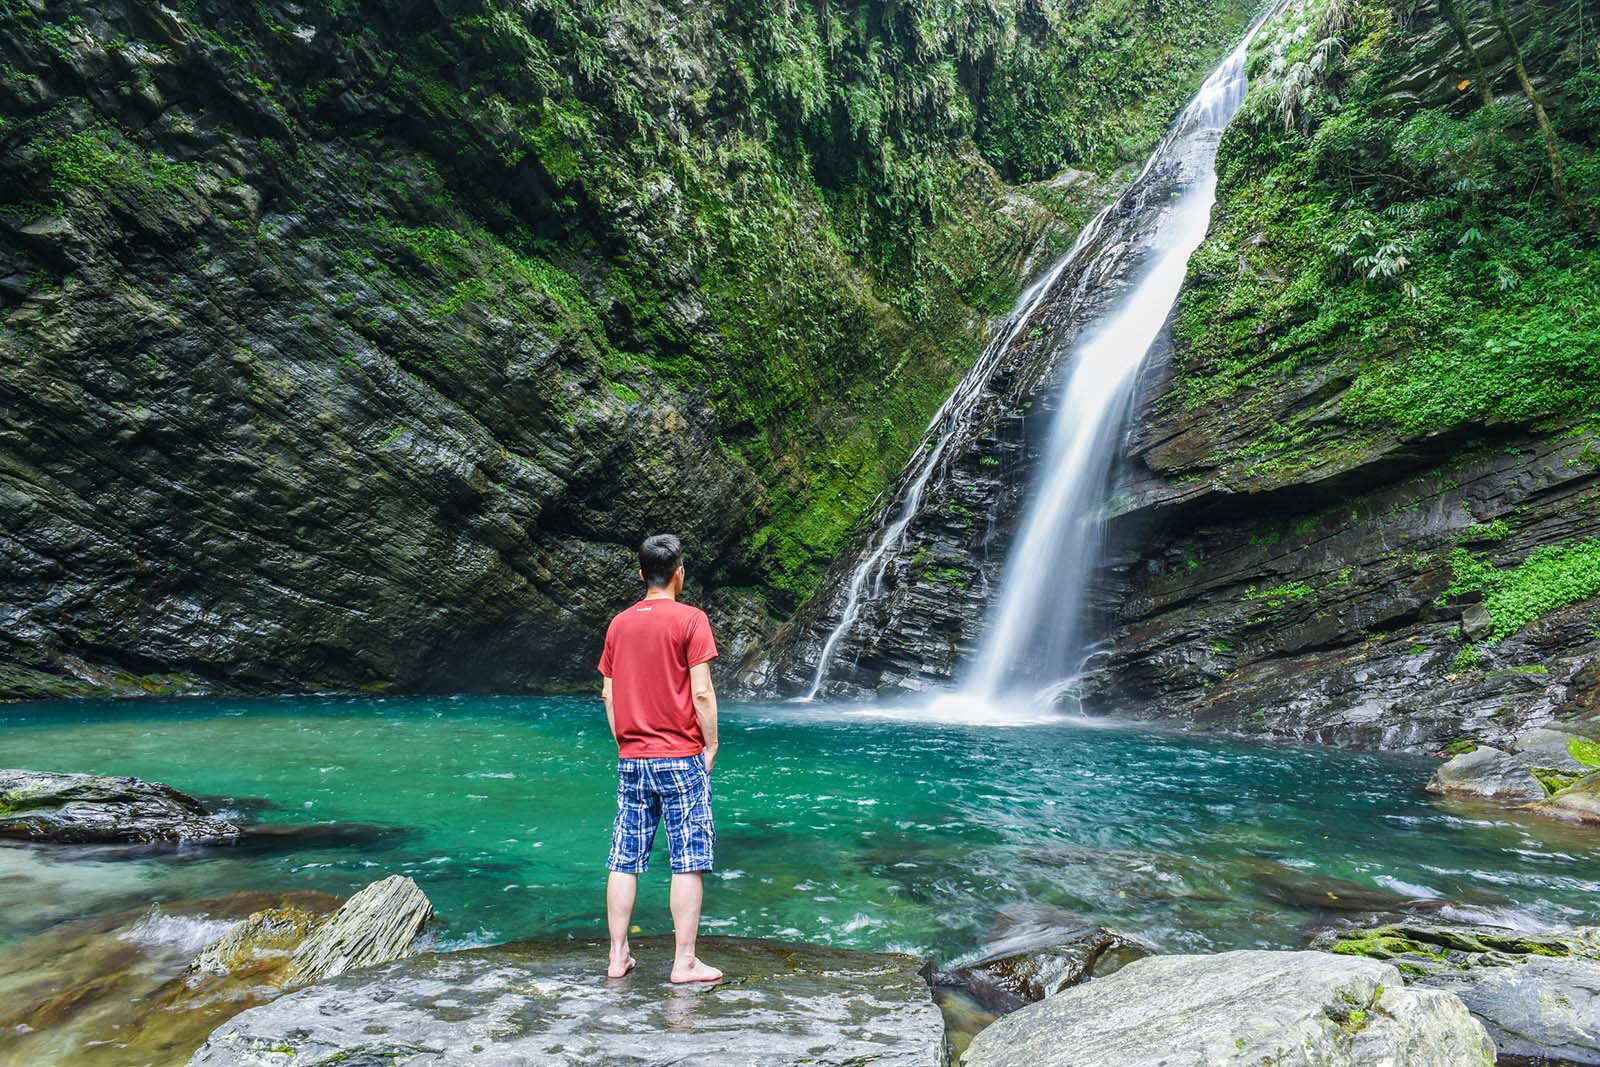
[2,695,1597,963]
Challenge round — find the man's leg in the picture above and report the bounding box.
[606,871,638,978]
[604,761,655,978]
[669,872,722,982]
[666,756,720,983]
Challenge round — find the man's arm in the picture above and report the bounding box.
[689,661,718,774]
[601,675,618,751]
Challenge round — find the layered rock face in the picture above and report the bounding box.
[748,0,1600,756]
[0,0,1253,699]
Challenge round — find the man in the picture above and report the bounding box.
[597,532,723,983]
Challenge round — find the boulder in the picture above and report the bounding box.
[284,874,434,983]
[1322,922,1600,1064]
[1525,771,1600,826]
[1427,745,1547,802]
[0,769,241,844]
[961,950,1493,1067]
[188,936,944,1067]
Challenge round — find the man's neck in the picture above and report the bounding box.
[643,588,676,601]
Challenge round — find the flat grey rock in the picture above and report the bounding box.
[1427,745,1545,802]
[187,935,943,1066]
[961,949,1493,1067]
[0,768,240,844]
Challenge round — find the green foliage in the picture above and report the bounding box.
[1453,645,1483,671]
[1446,539,1600,643]
[1169,0,1600,479]
[1570,735,1600,771]
[1243,580,1314,605]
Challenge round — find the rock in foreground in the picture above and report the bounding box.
[1324,921,1600,1064]
[0,769,240,843]
[188,935,942,1067]
[961,950,1493,1067]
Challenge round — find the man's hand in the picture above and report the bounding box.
[601,675,618,751]
[689,661,718,776]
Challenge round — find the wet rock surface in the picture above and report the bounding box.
[0,768,241,843]
[1322,922,1600,1065]
[187,935,944,1067]
[961,950,1495,1067]
[0,890,342,1067]
[0,876,433,1067]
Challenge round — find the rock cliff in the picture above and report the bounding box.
[0,0,1251,698]
[748,0,1600,755]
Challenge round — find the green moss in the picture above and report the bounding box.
[1570,735,1600,771]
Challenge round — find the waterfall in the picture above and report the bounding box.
[964,24,1263,705]
[800,249,1083,701]
[802,10,1274,705]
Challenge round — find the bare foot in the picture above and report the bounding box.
[670,957,723,983]
[607,953,636,979]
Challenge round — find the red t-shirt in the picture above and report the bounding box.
[597,597,718,758]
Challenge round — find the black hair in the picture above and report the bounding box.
[639,533,683,588]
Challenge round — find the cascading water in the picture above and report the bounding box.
[800,251,1082,701]
[964,24,1264,706]
[802,11,1274,708]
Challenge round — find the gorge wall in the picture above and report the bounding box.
[0,0,1252,698]
[748,0,1600,753]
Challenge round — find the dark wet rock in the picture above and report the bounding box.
[187,935,943,1066]
[962,950,1494,1067]
[0,769,241,844]
[939,924,1148,1014]
[1321,922,1600,1065]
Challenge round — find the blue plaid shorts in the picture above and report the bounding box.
[607,754,715,874]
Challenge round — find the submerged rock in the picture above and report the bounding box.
[0,877,433,1067]
[0,890,341,1067]
[0,769,241,844]
[940,923,1148,1014]
[1322,921,1600,1064]
[188,935,943,1067]
[961,950,1493,1067]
